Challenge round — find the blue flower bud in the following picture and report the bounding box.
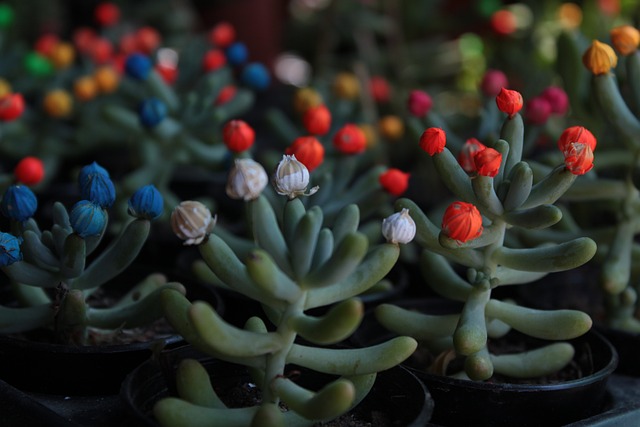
[125,53,152,80]
[0,185,37,221]
[128,185,163,220]
[225,42,248,66]
[78,162,116,208]
[0,232,22,266]
[241,62,270,91]
[138,98,167,128]
[69,201,107,238]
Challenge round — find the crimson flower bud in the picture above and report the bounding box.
[442,201,483,243]
[379,168,410,196]
[490,9,517,36]
[202,49,226,72]
[480,69,508,97]
[14,157,45,185]
[563,142,594,175]
[209,22,236,48]
[496,87,523,117]
[285,136,325,172]
[135,26,161,55]
[369,76,391,103]
[525,96,552,125]
[473,147,502,177]
[540,86,569,115]
[215,85,236,105]
[0,93,25,121]
[302,104,331,136]
[407,90,432,117]
[419,127,446,156]
[457,138,486,173]
[95,2,120,27]
[557,126,597,153]
[222,120,255,153]
[333,124,366,155]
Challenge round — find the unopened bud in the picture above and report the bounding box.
[226,159,268,201]
[171,201,216,245]
[273,155,318,199]
[382,209,416,244]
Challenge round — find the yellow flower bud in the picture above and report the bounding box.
[93,66,119,94]
[332,72,360,100]
[378,115,404,141]
[610,25,640,56]
[0,78,11,97]
[43,89,73,118]
[582,40,617,75]
[359,123,378,149]
[74,76,98,102]
[293,87,322,115]
[49,42,75,69]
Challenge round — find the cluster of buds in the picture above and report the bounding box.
[156,155,417,426]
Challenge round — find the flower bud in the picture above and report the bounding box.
[209,22,236,48]
[333,124,366,154]
[202,49,226,72]
[273,155,318,199]
[128,185,163,220]
[557,126,597,153]
[490,9,517,36]
[225,41,248,66]
[35,33,58,56]
[0,232,22,266]
[285,136,325,172]
[495,87,523,117]
[156,63,178,85]
[78,162,116,208]
[610,25,640,56]
[222,119,255,153]
[125,53,152,80]
[49,42,75,69]
[457,138,486,173]
[74,76,98,102]
[14,157,45,185]
[582,40,617,75]
[93,66,119,93]
[95,2,120,27]
[563,142,594,175]
[241,62,270,91]
[525,96,552,125]
[43,90,73,118]
[138,98,167,128]
[379,168,410,196]
[1,185,37,221]
[442,201,483,243]
[302,104,331,136]
[70,200,107,238]
[0,78,11,97]
[135,26,161,55]
[171,201,216,245]
[0,93,24,121]
[226,158,269,201]
[407,90,433,117]
[382,208,416,244]
[378,115,404,141]
[419,127,446,155]
[480,69,508,97]
[333,72,359,100]
[473,147,502,177]
[293,87,322,114]
[540,86,569,115]
[215,85,237,106]
[369,76,391,103]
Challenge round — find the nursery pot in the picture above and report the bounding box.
[352,299,619,427]
[121,344,435,426]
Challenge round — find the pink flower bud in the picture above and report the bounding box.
[407,90,433,117]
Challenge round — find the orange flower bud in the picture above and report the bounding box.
[557,126,597,153]
[558,3,582,30]
[419,127,446,156]
[379,168,410,196]
[333,72,360,100]
[285,136,325,172]
[473,147,502,177]
[495,88,523,117]
[358,124,377,149]
[378,115,404,141]
[457,138,486,173]
[43,90,73,118]
[442,201,483,243]
[293,87,322,115]
[333,124,366,154]
[74,76,98,101]
[222,120,255,153]
[49,42,75,69]
[93,66,119,93]
[0,79,11,97]
[610,25,640,56]
[582,40,617,75]
[302,104,331,136]
[564,142,594,175]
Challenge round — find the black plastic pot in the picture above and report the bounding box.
[596,326,640,377]
[121,344,435,426]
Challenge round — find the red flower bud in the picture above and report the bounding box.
[457,138,486,173]
[95,2,120,27]
[407,90,433,117]
[0,93,25,121]
[222,120,255,153]
[419,127,446,156]
[369,76,391,103]
[14,157,45,185]
[90,38,113,65]
[215,85,237,105]
[202,49,226,72]
[490,9,517,36]
[35,34,59,57]
[209,22,236,48]
[557,126,597,153]
[541,86,569,115]
[480,69,508,97]
[379,168,410,196]
[525,96,552,125]
[442,201,483,243]
[73,27,97,54]
[135,27,161,54]
[496,87,523,117]
[285,136,325,172]
[333,124,366,155]
[564,142,594,175]
[473,147,502,177]
[302,104,331,136]
[119,33,138,55]
[156,63,178,84]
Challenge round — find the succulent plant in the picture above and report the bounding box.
[155,155,417,426]
[374,89,597,381]
[0,162,184,345]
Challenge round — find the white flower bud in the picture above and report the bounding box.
[171,201,216,245]
[226,159,268,201]
[273,154,319,199]
[382,208,416,244]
